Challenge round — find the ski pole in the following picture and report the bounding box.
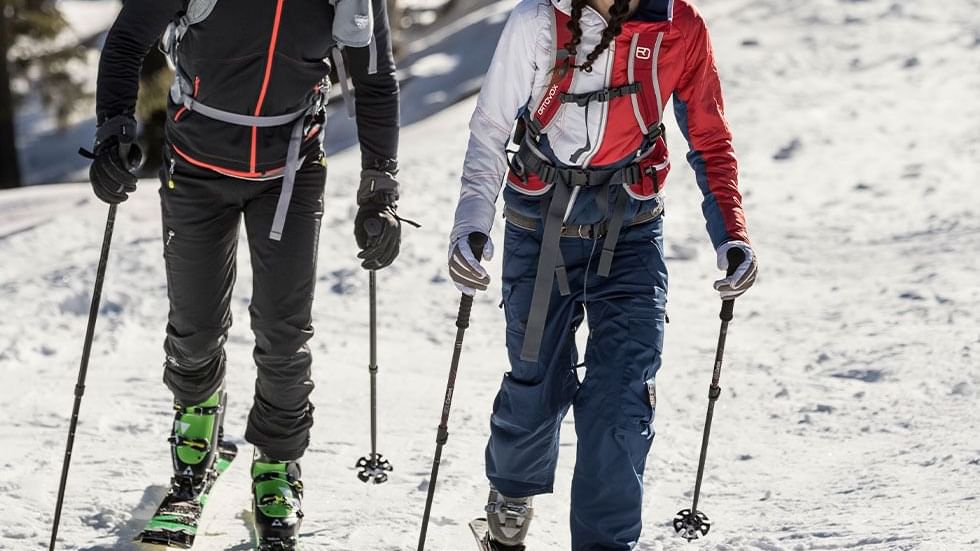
[417,233,487,551]
[673,256,740,541]
[356,266,393,483]
[49,204,118,551]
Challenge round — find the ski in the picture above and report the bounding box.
[134,441,239,549]
[468,518,525,551]
[254,534,300,551]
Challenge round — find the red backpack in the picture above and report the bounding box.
[506,6,672,201]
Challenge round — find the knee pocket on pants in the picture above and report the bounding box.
[620,306,665,433]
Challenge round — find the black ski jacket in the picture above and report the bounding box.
[96,0,399,175]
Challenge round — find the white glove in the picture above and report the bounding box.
[448,232,494,296]
[714,240,757,299]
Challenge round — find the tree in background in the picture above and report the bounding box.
[0,0,89,189]
[136,47,171,177]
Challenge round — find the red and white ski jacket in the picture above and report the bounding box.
[452,0,749,248]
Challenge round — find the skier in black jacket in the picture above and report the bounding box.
[88,0,400,546]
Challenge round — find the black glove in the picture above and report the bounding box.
[354,167,401,270]
[85,115,144,204]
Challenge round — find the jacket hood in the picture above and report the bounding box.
[550,0,674,22]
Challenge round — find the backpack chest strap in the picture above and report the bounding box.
[559,82,641,108]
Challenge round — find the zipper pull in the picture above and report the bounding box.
[166,230,175,247]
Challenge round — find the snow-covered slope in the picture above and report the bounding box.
[1,0,979,549]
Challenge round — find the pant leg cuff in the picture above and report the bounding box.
[488,477,553,499]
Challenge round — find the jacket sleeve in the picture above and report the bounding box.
[96,0,182,124]
[671,8,749,248]
[345,0,399,170]
[450,0,541,243]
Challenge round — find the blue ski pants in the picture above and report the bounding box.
[486,214,667,550]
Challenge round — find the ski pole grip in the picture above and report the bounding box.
[719,246,740,321]
[364,217,384,238]
[456,233,488,328]
[720,299,734,321]
[457,294,474,329]
[468,232,488,261]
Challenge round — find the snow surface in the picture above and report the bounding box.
[2,0,980,549]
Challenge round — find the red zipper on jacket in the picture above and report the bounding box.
[173,76,201,122]
[251,0,287,172]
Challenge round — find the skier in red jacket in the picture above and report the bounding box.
[448,0,757,548]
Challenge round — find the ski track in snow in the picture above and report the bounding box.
[2,0,979,549]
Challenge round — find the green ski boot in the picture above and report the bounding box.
[169,389,225,498]
[252,452,304,550]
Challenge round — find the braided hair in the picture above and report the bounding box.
[564,0,632,73]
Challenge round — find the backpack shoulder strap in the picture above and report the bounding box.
[527,6,576,134]
[184,0,220,26]
[627,30,665,133]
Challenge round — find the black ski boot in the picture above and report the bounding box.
[168,389,225,498]
[252,451,304,550]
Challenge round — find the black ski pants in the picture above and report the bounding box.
[158,150,325,461]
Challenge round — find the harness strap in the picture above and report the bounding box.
[503,202,663,239]
[539,195,571,297]
[514,140,642,188]
[331,47,357,119]
[597,188,629,277]
[162,3,328,242]
[184,0,220,27]
[171,71,315,241]
[180,94,309,127]
[520,182,572,362]
[269,116,307,240]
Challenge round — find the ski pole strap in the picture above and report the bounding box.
[95,114,137,146]
[520,182,572,362]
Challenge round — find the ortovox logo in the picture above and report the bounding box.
[636,46,652,60]
[537,84,561,116]
[271,520,283,527]
[183,466,194,476]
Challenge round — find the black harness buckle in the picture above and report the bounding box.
[623,163,642,186]
[538,164,558,184]
[567,168,589,188]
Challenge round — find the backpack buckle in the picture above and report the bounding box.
[567,168,589,188]
[538,164,558,184]
[623,164,642,186]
